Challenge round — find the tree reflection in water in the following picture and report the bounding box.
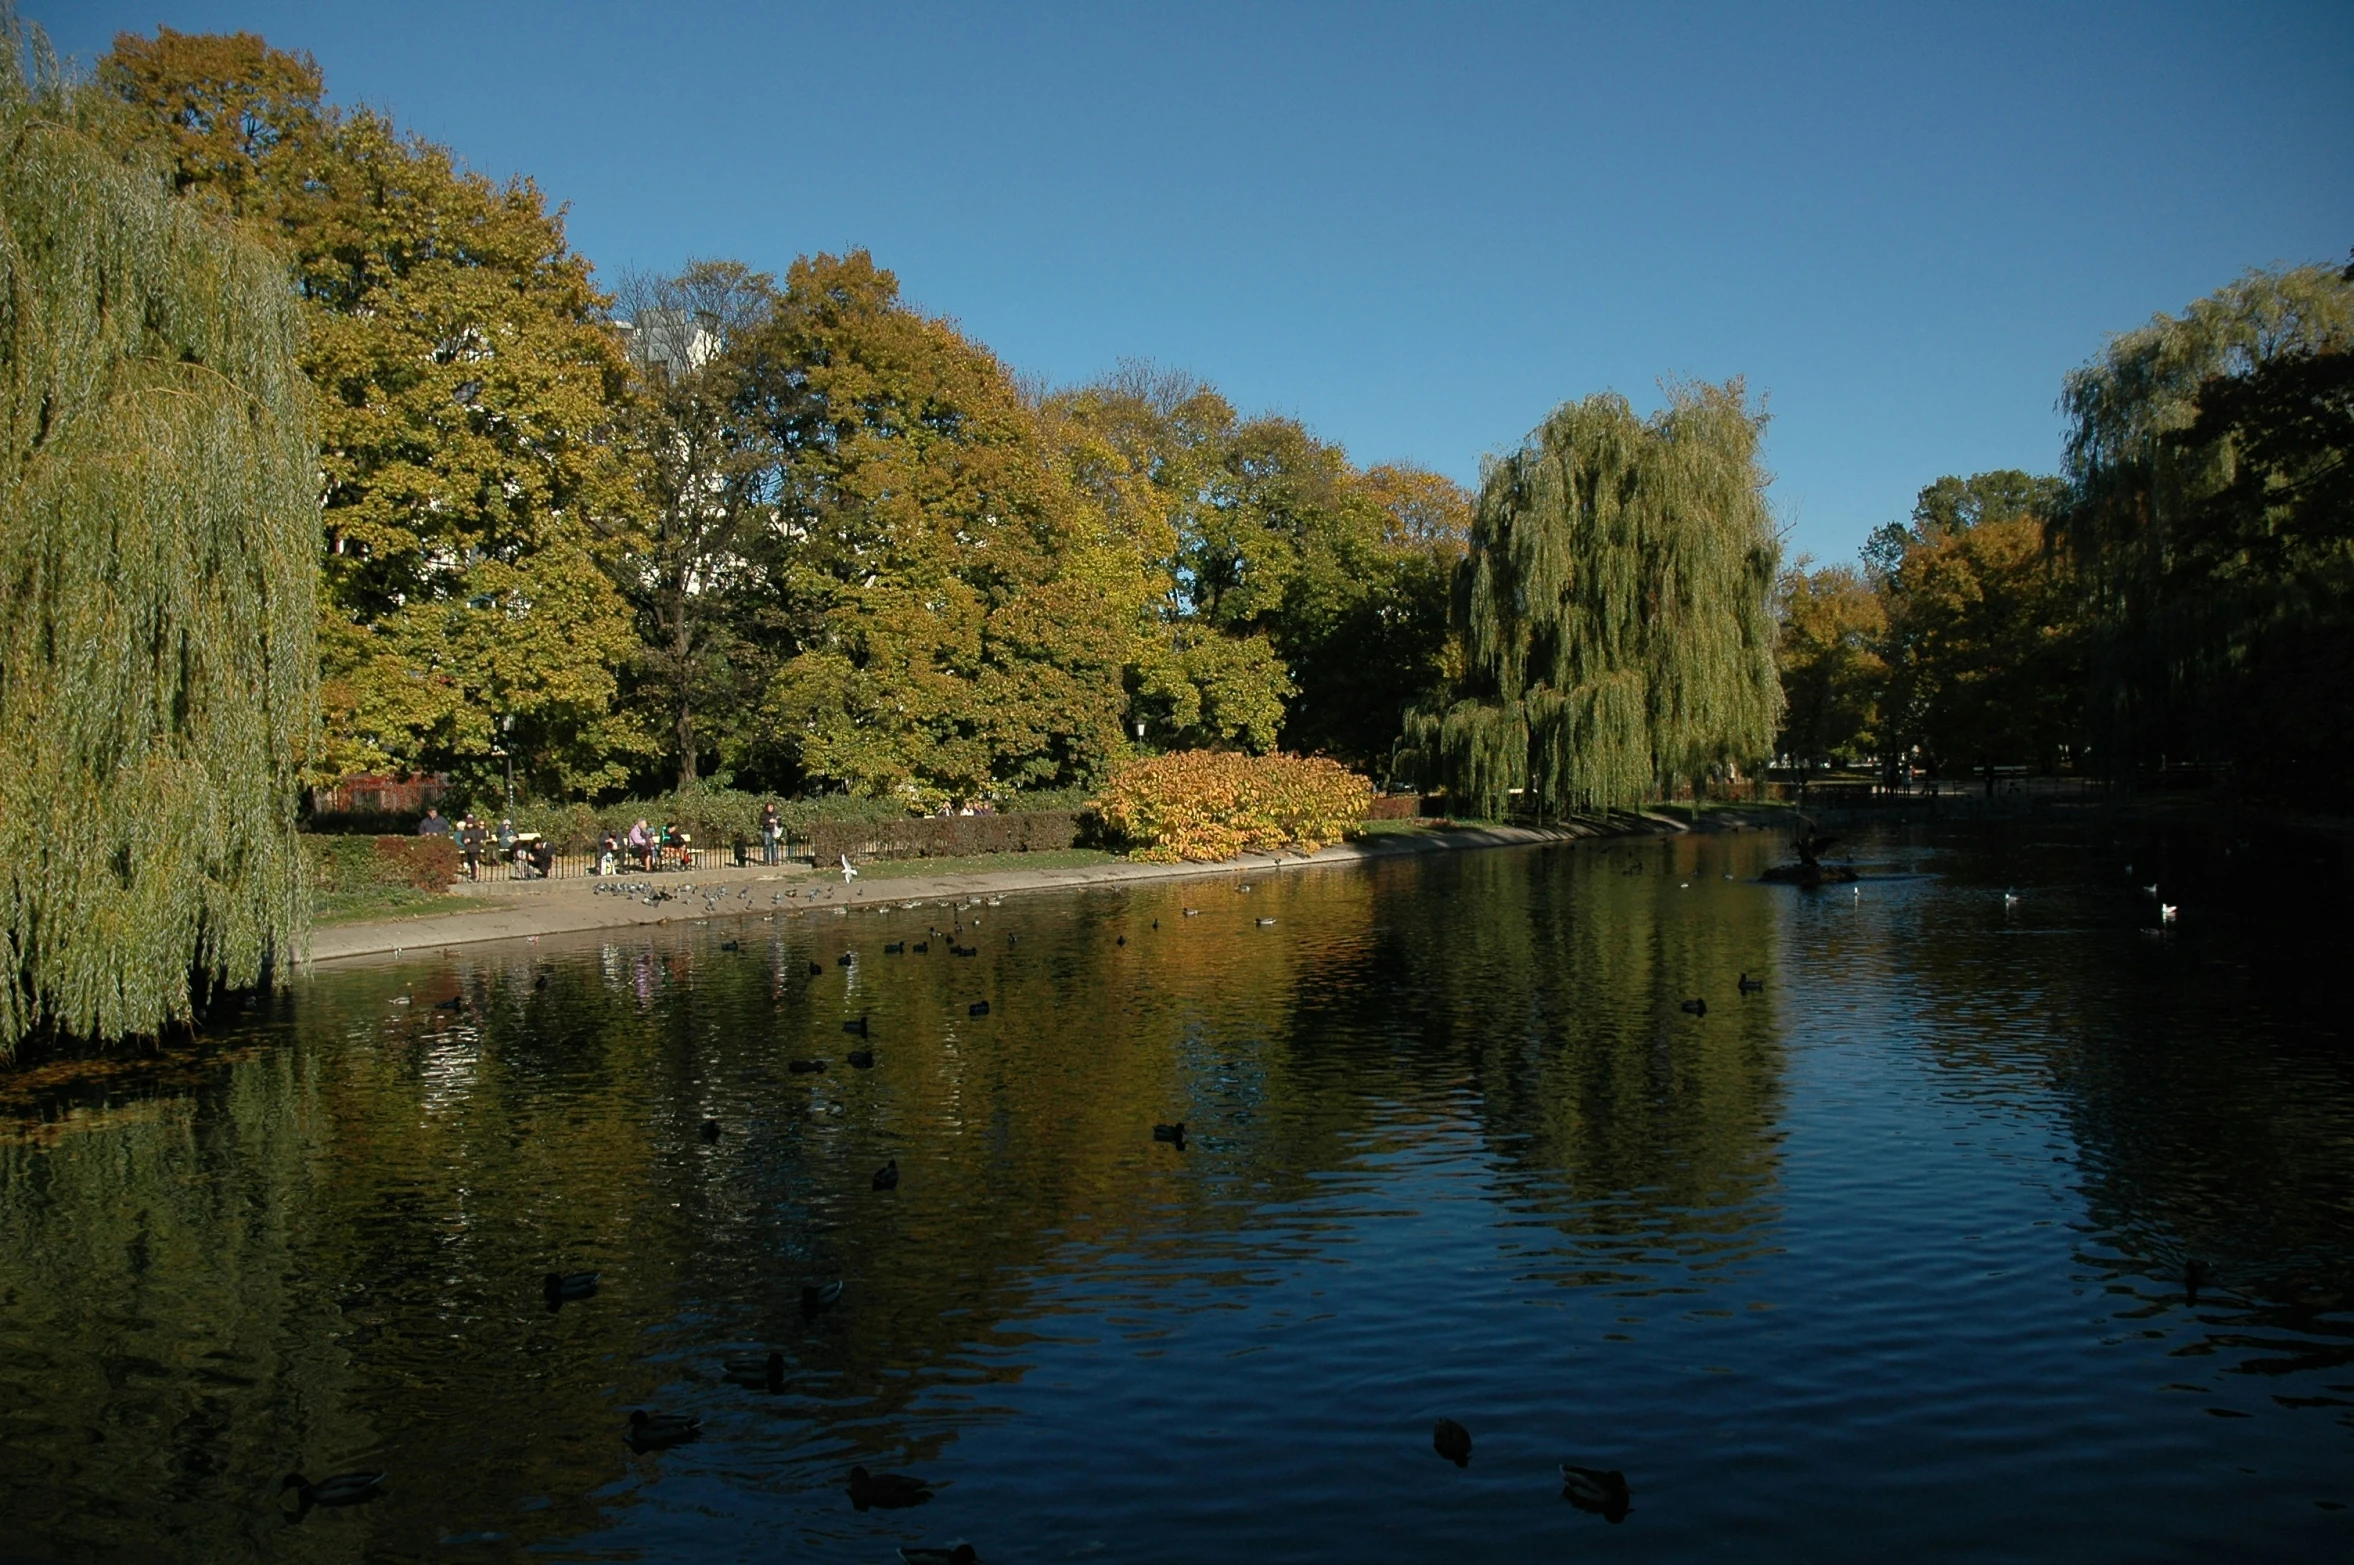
[2,823,2348,1561]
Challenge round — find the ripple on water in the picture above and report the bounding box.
[0,821,2349,1560]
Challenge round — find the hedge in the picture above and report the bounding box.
[1092,752,1371,863]
[810,811,1083,864]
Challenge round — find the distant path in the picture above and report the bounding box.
[305,810,1787,966]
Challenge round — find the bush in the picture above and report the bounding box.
[1092,752,1372,863]
[810,811,1082,864]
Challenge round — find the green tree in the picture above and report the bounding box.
[1405,383,1782,816]
[1036,367,1295,756]
[1774,561,1886,770]
[2059,260,2354,792]
[1,16,316,1055]
[1043,367,1464,770]
[611,261,781,788]
[100,28,647,801]
[1869,472,2084,785]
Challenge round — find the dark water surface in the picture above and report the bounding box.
[4,822,2351,1562]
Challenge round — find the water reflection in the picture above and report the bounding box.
[1,822,2349,1561]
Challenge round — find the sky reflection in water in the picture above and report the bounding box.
[2,821,2349,1562]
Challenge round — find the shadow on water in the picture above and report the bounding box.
[1,820,2348,1561]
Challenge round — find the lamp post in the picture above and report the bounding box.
[497,713,515,808]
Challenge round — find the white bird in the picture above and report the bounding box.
[2142,883,2158,897]
[840,854,859,883]
[2003,890,2021,907]
[2160,903,2178,923]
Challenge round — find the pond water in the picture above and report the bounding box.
[3,821,2350,1563]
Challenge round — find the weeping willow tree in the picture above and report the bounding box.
[2058,261,2354,790]
[1403,383,1779,817]
[0,15,317,1059]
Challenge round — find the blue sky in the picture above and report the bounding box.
[34,0,2353,564]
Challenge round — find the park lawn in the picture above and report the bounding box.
[1353,817,1454,838]
[313,883,458,927]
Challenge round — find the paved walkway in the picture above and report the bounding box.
[306,812,1782,966]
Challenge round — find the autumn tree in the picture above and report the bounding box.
[100,27,646,801]
[738,251,1149,802]
[2060,261,2354,792]
[1405,383,1782,816]
[1867,472,2083,785]
[1774,561,1885,771]
[2,16,315,1055]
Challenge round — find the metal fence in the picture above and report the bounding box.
[468,842,819,883]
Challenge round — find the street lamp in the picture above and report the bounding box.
[497,713,515,807]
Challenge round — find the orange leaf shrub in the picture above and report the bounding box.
[1093,752,1372,863]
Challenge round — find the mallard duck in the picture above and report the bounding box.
[789,1058,828,1074]
[899,1545,979,1564]
[625,1410,701,1450]
[968,1000,991,1017]
[808,961,823,976]
[702,1119,722,1142]
[723,1350,785,1391]
[801,1280,844,1315]
[847,1049,875,1069]
[2184,1257,2213,1305]
[1116,935,1126,946]
[844,1015,870,1037]
[720,939,741,952]
[1152,1122,1186,1146]
[1737,973,1764,995]
[838,951,857,966]
[1679,997,1708,1016]
[912,941,929,953]
[1432,1417,1472,1466]
[543,1271,599,1305]
[873,1158,900,1191]
[282,1471,386,1509]
[1560,1464,1631,1520]
[847,1464,933,1510]
[533,974,549,991]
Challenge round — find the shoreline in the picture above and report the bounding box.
[305,811,1783,967]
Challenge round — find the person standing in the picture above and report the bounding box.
[459,815,486,881]
[760,801,781,866]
